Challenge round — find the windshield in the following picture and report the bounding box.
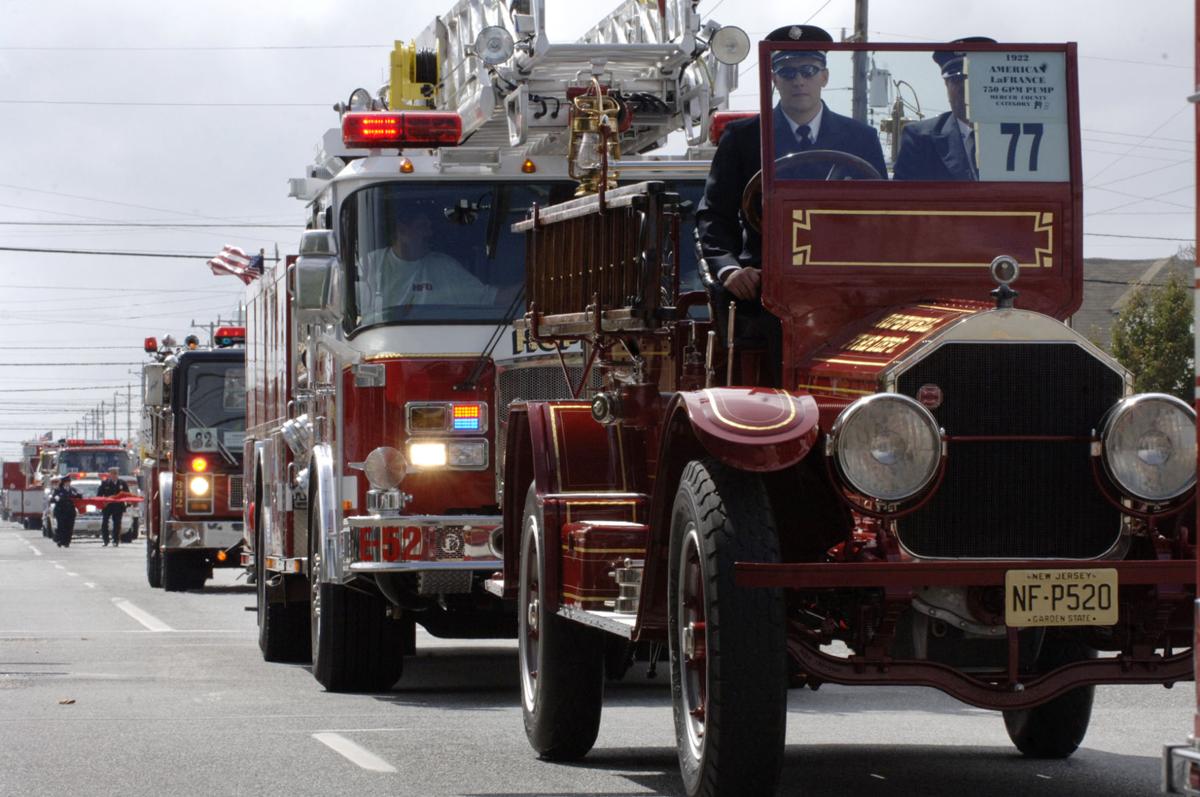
[181,360,245,455]
[341,179,706,332]
[59,450,132,475]
[765,47,1070,183]
[73,481,102,498]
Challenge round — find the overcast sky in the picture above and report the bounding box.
[0,0,1193,459]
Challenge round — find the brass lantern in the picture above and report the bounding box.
[568,79,621,196]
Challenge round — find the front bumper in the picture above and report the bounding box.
[164,519,244,554]
[341,514,501,575]
[1165,743,1200,794]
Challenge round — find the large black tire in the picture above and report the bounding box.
[162,550,206,592]
[668,459,787,797]
[121,517,138,544]
[309,504,403,692]
[257,521,311,663]
[518,485,605,760]
[146,536,163,589]
[1003,635,1096,758]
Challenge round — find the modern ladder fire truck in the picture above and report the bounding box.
[141,328,247,591]
[492,38,1198,796]
[246,0,750,689]
[1161,4,1199,792]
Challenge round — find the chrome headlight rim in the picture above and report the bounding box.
[829,392,944,503]
[1099,392,1196,503]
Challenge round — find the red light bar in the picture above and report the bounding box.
[709,111,757,146]
[342,112,463,149]
[144,336,158,353]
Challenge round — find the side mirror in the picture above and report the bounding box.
[143,363,165,407]
[294,231,342,325]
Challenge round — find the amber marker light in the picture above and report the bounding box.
[399,157,414,174]
[216,550,228,562]
[191,457,208,472]
[521,158,537,173]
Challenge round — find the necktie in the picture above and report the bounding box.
[965,130,978,179]
[796,124,813,151]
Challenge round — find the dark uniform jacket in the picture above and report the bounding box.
[697,103,889,275]
[51,485,80,520]
[97,476,129,499]
[892,111,976,181]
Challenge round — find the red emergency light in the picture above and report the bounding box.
[144,336,158,353]
[342,112,463,149]
[708,111,757,146]
[214,326,245,347]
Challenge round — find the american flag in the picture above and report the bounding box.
[208,245,264,285]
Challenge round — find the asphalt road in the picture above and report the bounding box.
[0,519,1190,796]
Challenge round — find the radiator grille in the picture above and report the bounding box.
[228,475,244,510]
[895,342,1123,559]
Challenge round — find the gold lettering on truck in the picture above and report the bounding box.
[845,334,909,354]
[875,313,939,334]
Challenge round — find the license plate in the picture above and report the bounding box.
[1004,568,1118,627]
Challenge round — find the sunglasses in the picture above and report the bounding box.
[774,64,825,80]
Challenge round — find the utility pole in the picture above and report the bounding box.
[113,392,119,441]
[850,0,869,123]
[126,384,132,442]
[99,402,106,438]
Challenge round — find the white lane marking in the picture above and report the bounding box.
[53,564,65,570]
[312,733,398,773]
[84,582,96,589]
[28,546,42,557]
[316,728,412,733]
[111,598,174,632]
[66,572,78,577]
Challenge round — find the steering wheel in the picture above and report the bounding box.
[740,149,883,233]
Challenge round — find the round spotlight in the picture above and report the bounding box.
[709,26,751,65]
[990,255,1020,286]
[348,87,374,111]
[364,446,407,491]
[1100,393,1196,502]
[474,26,515,66]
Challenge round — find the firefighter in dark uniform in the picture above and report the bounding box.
[51,475,81,548]
[98,466,129,547]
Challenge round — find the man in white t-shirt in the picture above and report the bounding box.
[366,212,496,311]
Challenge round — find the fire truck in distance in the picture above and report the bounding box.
[141,328,247,591]
[38,438,140,541]
[492,39,1197,796]
[8,439,54,530]
[246,0,749,688]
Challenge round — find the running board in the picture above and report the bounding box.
[558,604,636,638]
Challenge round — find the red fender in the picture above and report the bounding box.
[669,387,820,472]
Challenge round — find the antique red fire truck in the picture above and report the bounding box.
[492,38,1197,796]
[245,0,750,688]
[141,329,247,591]
[38,438,140,542]
[1161,5,1199,792]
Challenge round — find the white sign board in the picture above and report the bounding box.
[967,51,1070,182]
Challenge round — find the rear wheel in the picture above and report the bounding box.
[257,519,310,663]
[1003,636,1096,758]
[519,485,605,760]
[309,489,403,692]
[146,536,162,588]
[668,459,786,797]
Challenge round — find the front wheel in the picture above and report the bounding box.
[146,537,162,588]
[669,459,787,797]
[519,485,605,760]
[309,503,403,692]
[1002,636,1096,758]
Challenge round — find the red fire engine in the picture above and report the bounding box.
[7,439,54,530]
[494,38,1197,796]
[1161,4,1199,792]
[141,328,247,591]
[2,460,28,524]
[38,438,140,541]
[245,0,750,689]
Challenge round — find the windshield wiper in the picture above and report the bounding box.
[180,405,237,467]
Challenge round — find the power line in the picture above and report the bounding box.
[0,43,389,52]
[0,362,142,367]
[1084,232,1194,242]
[0,245,216,259]
[0,385,129,392]
[0,100,327,108]
[0,221,298,228]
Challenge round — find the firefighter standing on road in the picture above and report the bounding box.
[98,466,129,547]
[51,475,81,548]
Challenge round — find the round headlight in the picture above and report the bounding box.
[364,446,407,491]
[1100,393,1196,502]
[709,25,751,65]
[831,393,943,502]
[188,475,210,496]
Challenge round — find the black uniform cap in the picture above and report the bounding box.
[933,36,997,78]
[766,25,833,69]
